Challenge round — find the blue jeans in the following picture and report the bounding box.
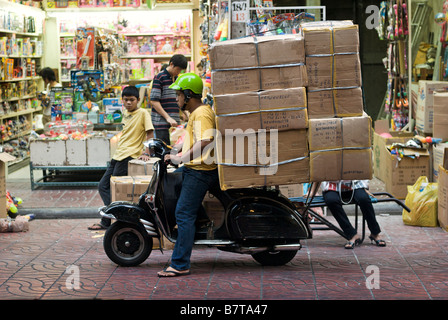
[170,166,219,271]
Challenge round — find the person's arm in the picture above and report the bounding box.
[164,139,211,165]
[150,100,178,127]
[138,130,155,161]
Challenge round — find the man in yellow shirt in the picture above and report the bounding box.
[89,86,154,230]
[157,73,219,277]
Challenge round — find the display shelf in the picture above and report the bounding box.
[0,106,42,120]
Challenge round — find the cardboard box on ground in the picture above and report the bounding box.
[0,153,16,218]
[433,92,448,141]
[433,143,448,181]
[438,151,448,231]
[415,81,448,135]
[373,119,414,182]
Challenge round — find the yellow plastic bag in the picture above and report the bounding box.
[402,176,438,227]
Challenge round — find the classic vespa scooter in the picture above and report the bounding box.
[100,138,312,267]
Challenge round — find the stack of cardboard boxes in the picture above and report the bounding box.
[302,21,372,182]
[209,34,310,190]
[209,21,373,190]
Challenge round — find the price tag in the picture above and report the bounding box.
[232,1,249,23]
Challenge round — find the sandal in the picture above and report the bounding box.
[369,235,386,247]
[344,238,361,249]
[157,266,191,278]
[88,223,108,230]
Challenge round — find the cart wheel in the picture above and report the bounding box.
[103,221,153,267]
[251,250,297,266]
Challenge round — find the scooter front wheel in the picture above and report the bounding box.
[103,221,153,267]
[251,250,297,266]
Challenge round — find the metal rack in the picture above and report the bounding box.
[229,4,326,39]
[30,162,109,190]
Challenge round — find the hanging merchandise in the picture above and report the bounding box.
[377,0,409,131]
[435,1,448,80]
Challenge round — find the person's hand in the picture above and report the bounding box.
[164,153,181,165]
[138,153,151,161]
[166,116,178,127]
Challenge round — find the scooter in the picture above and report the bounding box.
[100,138,312,267]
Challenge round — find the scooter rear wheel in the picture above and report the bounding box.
[104,221,153,267]
[251,250,297,266]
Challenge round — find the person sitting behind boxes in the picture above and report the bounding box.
[88,86,154,230]
[157,73,220,277]
[314,180,386,249]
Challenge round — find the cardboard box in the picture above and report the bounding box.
[438,164,448,231]
[384,146,430,199]
[278,184,303,198]
[65,139,87,165]
[128,158,158,176]
[307,86,363,119]
[214,87,308,134]
[87,135,118,167]
[433,143,448,181]
[217,130,309,190]
[372,119,414,182]
[416,81,448,134]
[0,153,16,218]
[308,113,373,181]
[209,34,305,70]
[211,65,307,95]
[30,140,66,166]
[302,21,363,118]
[302,20,359,56]
[433,91,448,141]
[110,176,152,202]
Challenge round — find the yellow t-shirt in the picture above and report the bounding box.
[182,105,217,171]
[113,108,154,161]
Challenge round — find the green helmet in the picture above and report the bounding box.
[169,73,203,95]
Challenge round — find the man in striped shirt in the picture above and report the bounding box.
[150,54,188,145]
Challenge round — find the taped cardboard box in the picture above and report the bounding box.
[416,81,448,135]
[433,143,448,181]
[307,87,363,118]
[302,21,363,118]
[214,87,308,134]
[211,65,307,95]
[302,20,360,55]
[217,129,309,190]
[433,91,448,141]
[372,119,414,182]
[308,113,372,181]
[110,175,152,202]
[209,34,305,70]
[384,146,430,199]
[128,158,158,176]
[438,164,448,231]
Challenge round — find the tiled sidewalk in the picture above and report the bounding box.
[1,216,447,301]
